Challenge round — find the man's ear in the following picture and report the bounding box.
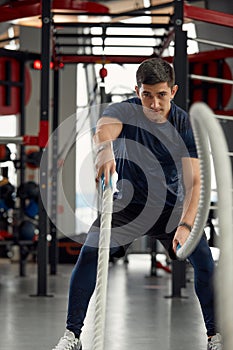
[171,84,178,99]
[135,85,140,97]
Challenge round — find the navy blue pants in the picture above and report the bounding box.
[66,203,216,337]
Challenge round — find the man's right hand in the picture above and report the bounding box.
[95,145,116,186]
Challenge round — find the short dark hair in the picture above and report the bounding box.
[136,58,175,88]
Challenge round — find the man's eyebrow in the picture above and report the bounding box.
[141,89,151,93]
[141,89,168,94]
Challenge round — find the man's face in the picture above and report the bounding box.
[135,82,178,123]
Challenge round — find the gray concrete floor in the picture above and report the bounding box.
[0,254,208,350]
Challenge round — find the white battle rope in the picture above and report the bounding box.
[184,102,233,350]
[93,182,113,350]
[176,104,212,260]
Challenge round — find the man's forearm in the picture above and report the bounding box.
[93,117,122,185]
[179,157,201,228]
[180,181,200,228]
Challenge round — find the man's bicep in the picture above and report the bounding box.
[96,116,123,141]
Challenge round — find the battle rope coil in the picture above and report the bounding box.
[176,104,212,260]
[188,102,233,350]
[93,180,113,350]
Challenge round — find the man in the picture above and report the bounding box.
[52,58,222,350]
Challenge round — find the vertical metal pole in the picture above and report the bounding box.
[19,61,26,193]
[19,60,25,277]
[171,0,187,297]
[49,67,59,275]
[37,0,51,296]
[173,0,188,111]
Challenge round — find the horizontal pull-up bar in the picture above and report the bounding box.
[189,37,233,50]
[55,43,162,49]
[0,135,39,145]
[190,74,233,85]
[54,33,167,40]
[54,22,171,29]
[0,136,24,144]
[215,115,233,121]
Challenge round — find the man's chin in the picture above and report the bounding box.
[144,110,165,122]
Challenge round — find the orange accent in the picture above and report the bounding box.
[38,120,49,148]
[184,4,233,28]
[58,242,82,255]
[214,110,233,116]
[0,57,31,116]
[59,49,233,65]
[32,60,65,70]
[156,261,171,274]
[0,230,13,240]
[23,135,39,146]
[0,145,7,160]
[99,67,108,79]
[33,59,42,70]
[53,0,109,13]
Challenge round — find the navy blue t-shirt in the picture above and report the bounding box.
[102,97,198,208]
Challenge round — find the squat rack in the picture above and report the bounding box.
[50,0,189,298]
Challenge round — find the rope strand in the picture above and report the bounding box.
[93,184,113,350]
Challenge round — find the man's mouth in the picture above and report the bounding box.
[143,107,166,122]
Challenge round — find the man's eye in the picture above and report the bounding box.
[143,93,152,98]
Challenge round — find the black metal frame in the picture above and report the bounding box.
[172,0,188,297]
[36,0,51,296]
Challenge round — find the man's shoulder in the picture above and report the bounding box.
[169,102,190,128]
[122,97,142,105]
[170,101,188,117]
[102,97,142,121]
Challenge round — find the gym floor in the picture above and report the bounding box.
[0,253,209,350]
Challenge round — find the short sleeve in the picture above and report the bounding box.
[102,98,142,124]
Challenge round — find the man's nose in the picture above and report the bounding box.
[150,96,159,109]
